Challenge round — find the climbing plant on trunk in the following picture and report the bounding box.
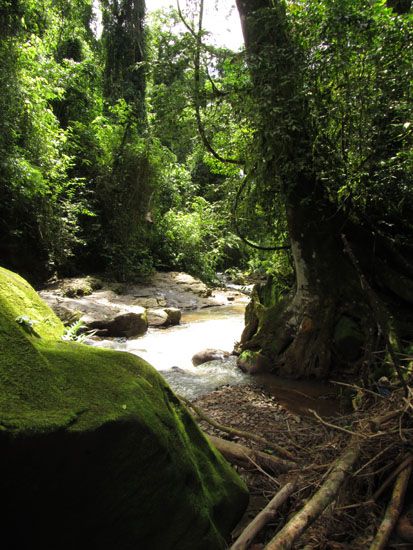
[235,0,413,379]
[99,0,157,279]
[102,0,146,119]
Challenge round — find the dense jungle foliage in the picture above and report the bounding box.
[0,0,411,293]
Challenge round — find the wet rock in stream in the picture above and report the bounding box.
[192,348,231,366]
[160,357,250,401]
[39,272,247,333]
[146,307,181,327]
[86,310,148,337]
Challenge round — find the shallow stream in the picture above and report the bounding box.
[90,304,250,400]
[89,304,342,415]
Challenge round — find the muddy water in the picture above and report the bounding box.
[252,374,346,417]
[91,304,343,415]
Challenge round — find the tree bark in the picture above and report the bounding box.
[265,438,361,549]
[235,0,413,379]
[207,435,296,474]
[230,480,297,550]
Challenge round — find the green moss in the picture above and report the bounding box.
[238,349,272,373]
[245,295,290,357]
[0,268,69,426]
[0,266,248,549]
[0,267,64,340]
[257,276,280,308]
[62,275,103,297]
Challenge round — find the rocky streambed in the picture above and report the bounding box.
[39,272,251,398]
[39,271,249,331]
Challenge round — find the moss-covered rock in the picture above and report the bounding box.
[0,267,248,549]
[237,350,272,374]
[61,276,103,298]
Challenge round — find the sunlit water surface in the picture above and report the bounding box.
[90,305,250,399]
[89,303,343,413]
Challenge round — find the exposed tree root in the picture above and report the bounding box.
[188,381,413,548]
[265,438,361,549]
[179,394,296,461]
[369,460,412,550]
[207,434,296,474]
[230,480,297,550]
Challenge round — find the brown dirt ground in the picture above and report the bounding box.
[191,384,413,549]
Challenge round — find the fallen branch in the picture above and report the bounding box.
[179,394,296,461]
[207,434,296,474]
[309,409,363,438]
[372,454,413,501]
[369,461,412,550]
[230,480,297,550]
[265,438,361,550]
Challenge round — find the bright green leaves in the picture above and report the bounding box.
[156,197,232,283]
[0,0,101,278]
[283,0,413,238]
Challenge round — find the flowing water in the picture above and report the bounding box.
[90,303,342,414]
[90,304,251,400]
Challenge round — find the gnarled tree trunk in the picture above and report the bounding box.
[235,0,413,379]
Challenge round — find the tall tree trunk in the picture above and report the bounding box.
[99,0,152,280]
[102,0,146,122]
[235,0,413,379]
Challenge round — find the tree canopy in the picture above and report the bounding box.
[0,0,412,377]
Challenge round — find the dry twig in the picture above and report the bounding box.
[180,394,296,461]
[309,409,363,438]
[265,438,361,549]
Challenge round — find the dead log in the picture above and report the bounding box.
[207,434,296,474]
[369,460,412,550]
[265,438,361,550]
[179,394,296,461]
[230,480,297,550]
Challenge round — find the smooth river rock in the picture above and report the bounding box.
[147,307,181,327]
[192,348,231,366]
[39,288,148,337]
[87,310,147,337]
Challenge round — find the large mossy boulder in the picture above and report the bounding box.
[0,267,248,549]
